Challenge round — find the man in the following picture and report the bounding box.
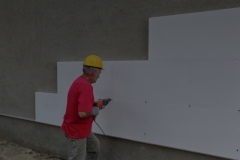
[61,55,109,160]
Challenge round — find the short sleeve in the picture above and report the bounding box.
[78,90,94,112]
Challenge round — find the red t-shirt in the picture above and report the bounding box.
[61,76,95,138]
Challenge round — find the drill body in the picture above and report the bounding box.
[94,98,112,109]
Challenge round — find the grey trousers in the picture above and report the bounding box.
[67,132,100,160]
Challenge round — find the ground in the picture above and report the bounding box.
[0,139,63,160]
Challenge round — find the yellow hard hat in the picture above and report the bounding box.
[83,55,103,69]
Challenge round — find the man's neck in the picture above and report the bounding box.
[81,74,92,83]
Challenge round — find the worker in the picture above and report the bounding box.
[61,55,111,160]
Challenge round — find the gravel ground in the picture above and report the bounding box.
[0,139,63,160]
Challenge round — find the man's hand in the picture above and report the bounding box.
[103,98,111,106]
[94,98,112,109]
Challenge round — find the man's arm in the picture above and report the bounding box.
[78,112,92,118]
[78,107,99,118]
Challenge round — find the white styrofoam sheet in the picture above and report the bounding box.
[36,58,240,159]
[92,62,113,99]
[35,92,60,126]
[190,60,240,109]
[145,102,239,159]
[112,60,190,105]
[149,7,240,60]
[92,100,146,142]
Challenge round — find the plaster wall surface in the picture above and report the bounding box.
[1,0,240,159]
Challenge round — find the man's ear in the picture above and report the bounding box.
[92,69,96,75]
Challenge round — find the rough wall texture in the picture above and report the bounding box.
[1,0,240,117]
[0,0,240,159]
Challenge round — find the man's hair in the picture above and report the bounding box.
[83,65,98,74]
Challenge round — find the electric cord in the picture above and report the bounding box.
[94,120,122,160]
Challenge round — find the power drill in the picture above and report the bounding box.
[94,98,112,109]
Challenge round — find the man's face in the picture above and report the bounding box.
[92,68,101,83]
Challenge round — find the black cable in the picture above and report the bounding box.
[94,120,122,160]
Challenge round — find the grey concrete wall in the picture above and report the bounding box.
[1,0,240,159]
[0,115,229,160]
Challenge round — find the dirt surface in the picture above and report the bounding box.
[0,139,63,160]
